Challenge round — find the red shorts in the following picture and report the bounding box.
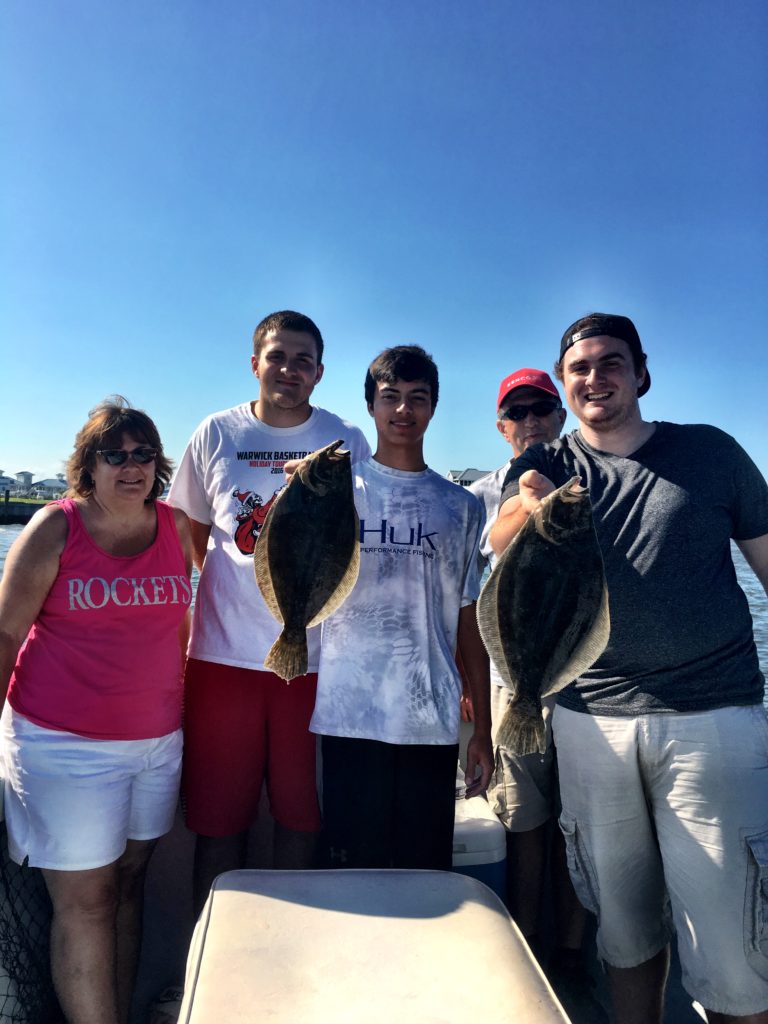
[182,658,321,837]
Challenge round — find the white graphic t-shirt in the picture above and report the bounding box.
[311,457,485,745]
[168,403,371,671]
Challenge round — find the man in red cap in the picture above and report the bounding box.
[468,370,596,1015]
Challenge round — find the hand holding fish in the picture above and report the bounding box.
[489,471,558,558]
[254,441,360,680]
[478,478,610,755]
[518,469,556,513]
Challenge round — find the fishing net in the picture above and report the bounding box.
[0,823,62,1023]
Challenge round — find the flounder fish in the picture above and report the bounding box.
[477,477,609,755]
[254,440,360,681]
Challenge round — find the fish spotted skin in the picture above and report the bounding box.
[254,440,360,680]
[477,477,609,754]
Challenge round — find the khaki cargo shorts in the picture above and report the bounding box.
[487,686,557,833]
[553,704,768,1017]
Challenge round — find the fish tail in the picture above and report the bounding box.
[263,630,309,682]
[495,696,547,756]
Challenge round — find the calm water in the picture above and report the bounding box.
[1,522,767,697]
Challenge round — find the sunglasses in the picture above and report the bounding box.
[96,448,158,466]
[500,400,560,422]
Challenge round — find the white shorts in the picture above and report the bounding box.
[487,686,556,833]
[553,704,768,1017]
[0,706,182,871]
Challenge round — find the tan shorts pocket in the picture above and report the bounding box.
[559,812,600,918]
[744,828,768,980]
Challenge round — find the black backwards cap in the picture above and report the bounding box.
[559,313,651,397]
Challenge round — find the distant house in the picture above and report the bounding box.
[15,472,33,494]
[446,468,490,488]
[31,475,67,499]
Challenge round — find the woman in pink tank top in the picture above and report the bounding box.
[0,397,193,1024]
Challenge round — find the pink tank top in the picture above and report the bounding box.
[8,499,191,740]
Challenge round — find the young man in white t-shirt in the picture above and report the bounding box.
[169,311,370,913]
[310,345,493,870]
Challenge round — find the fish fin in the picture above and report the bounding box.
[306,528,361,628]
[253,522,284,625]
[541,582,611,697]
[495,697,547,756]
[263,630,308,681]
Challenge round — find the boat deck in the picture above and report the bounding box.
[132,804,704,1024]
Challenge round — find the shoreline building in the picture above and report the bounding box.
[447,468,489,488]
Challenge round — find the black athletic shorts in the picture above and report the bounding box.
[320,736,459,871]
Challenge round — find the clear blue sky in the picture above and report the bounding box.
[2,0,766,481]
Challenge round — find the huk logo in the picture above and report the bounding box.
[359,519,438,550]
[231,486,283,555]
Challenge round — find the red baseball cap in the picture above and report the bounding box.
[497,368,560,411]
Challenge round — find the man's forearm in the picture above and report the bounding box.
[457,604,493,794]
[189,519,212,572]
[457,604,491,736]
[489,496,528,556]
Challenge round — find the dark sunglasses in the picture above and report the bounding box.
[500,400,560,422]
[96,447,158,466]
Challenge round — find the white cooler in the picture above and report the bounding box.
[178,869,570,1023]
[452,794,507,902]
